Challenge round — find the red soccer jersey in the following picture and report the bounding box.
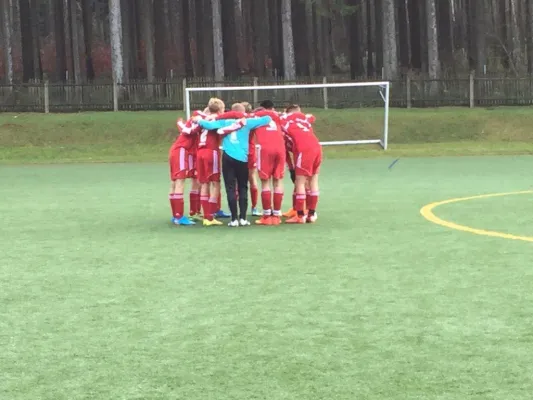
[216,111,246,120]
[280,112,319,152]
[171,118,200,153]
[251,110,285,150]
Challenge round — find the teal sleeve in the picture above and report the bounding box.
[198,119,235,130]
[246,116,272,130]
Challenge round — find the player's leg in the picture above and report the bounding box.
[222,152,239,226]
[214,151,231,219]
[249,168,260,216]
[255,149,273,225]
[169,148,195,225]
[285,152,310,224]
[271,150,285,225]
[203,150,223,226]
[306,150,321,223]
[236,159,251,225]
[189,178,201,220]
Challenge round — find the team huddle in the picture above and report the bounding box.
[168,97,322,227]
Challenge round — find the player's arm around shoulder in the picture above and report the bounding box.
[246,115,272,130]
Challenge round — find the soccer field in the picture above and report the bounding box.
[2,156,533,399]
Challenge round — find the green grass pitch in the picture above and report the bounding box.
[2,156,533,399]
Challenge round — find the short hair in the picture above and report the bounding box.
[259,100,274,109]
[253,106,265,112]
[241,101,252,112]
[208,97,225,113]
[231,103,246,112]
[285,104,300,113]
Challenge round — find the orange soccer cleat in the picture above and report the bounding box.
[270,216,281,225]
[285,215,306,224]
[255,216,272,225]
[282,208,297,218]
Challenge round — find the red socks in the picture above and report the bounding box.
[292,192,297,209]
[189,190,200,216]
[307,191,319,213]
[209,197,218,218]
[170,193,184,218]
[261,189,272,215]
[273,191,283,213]
[201,195,212,220]
[250,186,258,208]
[295,193,306,215]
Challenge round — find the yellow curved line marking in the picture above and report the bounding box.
[420,190,533,242]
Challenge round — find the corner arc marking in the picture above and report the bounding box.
[420,190,533,243]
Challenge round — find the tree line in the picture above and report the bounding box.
[0,0,532,84]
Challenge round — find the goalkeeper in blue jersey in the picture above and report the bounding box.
[195,114,272,227]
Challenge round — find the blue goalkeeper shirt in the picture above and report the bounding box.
[198,116,272,162]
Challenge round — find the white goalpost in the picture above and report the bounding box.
[184,81,390,150]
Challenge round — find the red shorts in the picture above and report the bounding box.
[295,147,322,177]
[186,152,196,179]
[196,149,220,184]
[257,146,286,180]
[169,147,189,180]
[248,145,256,169]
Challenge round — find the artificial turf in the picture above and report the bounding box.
[2,156,533,399]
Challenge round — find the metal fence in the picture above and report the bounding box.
[1,75,533,113]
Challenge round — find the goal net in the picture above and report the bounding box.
[184,81,390,150]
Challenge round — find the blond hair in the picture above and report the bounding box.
[241,101,252,112]
[207,97,225,114]
[231,103,246,112]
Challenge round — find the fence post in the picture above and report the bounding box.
[182,78,187,111]
[469,72,475,108]
[113,79,119,111]
[322,76,328,109]
[253,77,258,106]
[44,80,50,113]
[406,74,411,109]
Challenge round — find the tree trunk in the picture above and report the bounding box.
[375,0,383,76]
[474,0,487,74]
[201,0,214,76]
[154,0,166,79]
[426,0,439,79]
[382,0,398,79]
[305,0,316,76]
[408,0,421,69]
[234,0,246,72]
[348,0,364,77]
[212,0,224,79]
[19,0,35,81]
[109,0,124,83]
[1,0,14,84]
[139,0,155,81]
[291,0,308,76]
[82,0,95,80]
[269,0,283,76]
[54,0,66,81]
[366,0,375,75]
[221,0,238,77]
[120,0,130,81]
[526,1,533,74]
[168,0,186,76]
[251,0,268,75]
[437,0,453,68]
[397,0,410,70]
[68,0,81,83]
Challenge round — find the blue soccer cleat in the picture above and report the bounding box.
[173,216,196,226]
[214,209,231,218]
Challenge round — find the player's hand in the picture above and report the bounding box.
[238,117,247,125]
[192,115,201,122]
[289,169,296,183]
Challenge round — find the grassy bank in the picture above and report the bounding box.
[1,107,533,163]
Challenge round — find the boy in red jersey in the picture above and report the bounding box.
[169,115,203,225]
[252,100,286,225]
[194,98,226,226]
[280,104,321,224]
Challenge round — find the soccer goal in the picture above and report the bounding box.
[184,81,390,150]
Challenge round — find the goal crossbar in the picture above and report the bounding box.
[185,81,390,150]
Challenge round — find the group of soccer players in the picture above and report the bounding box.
[168,97,322,227]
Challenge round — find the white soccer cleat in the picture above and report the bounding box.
[228,220,239,227]
[239,219,251,226]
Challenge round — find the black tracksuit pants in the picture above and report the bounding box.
[222,152,249,221]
